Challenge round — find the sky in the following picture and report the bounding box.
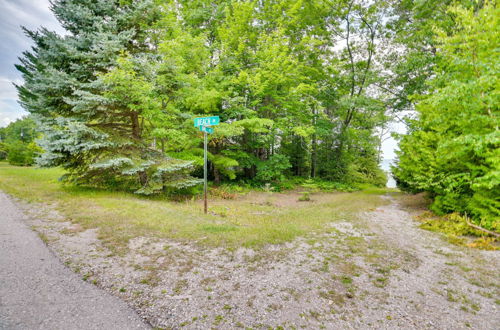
[0,0,65,127]
[0,0,403,160]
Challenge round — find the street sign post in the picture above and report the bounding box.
[194,116,220,214]
[203,130,208,214]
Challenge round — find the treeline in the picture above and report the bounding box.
[15,0,498,231]
[393,1,499,232]
[17,0,405,194]
[0,117,39,166]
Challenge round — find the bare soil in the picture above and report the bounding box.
[13,193,500,329]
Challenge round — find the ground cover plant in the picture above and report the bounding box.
[395,192,499,250]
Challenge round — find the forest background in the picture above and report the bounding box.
[0,0,498,232]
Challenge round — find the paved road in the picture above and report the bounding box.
[0,192,150,330]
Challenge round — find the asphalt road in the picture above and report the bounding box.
[0,191,150,330]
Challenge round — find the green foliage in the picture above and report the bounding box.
[418,212,498,250]
[0,142,7,160]
[6,141,39,166]
[15,0,412,192]
[300,179,357,193]
[255,154,292,183]
[394,2,499,232]
[347,156,387,187]
[419,213,481,237]
[6,141,31,166]
[17,1,200,194]
[298,191,311,202]
[0,117,38,166]
[176,0,390,185]
[211,155,239,180]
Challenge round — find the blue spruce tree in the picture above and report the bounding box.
[16,0,201,194]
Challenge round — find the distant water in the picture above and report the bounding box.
[380,159,397,188]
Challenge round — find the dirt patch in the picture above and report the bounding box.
[393,192,431,212]
[13,194,500,329]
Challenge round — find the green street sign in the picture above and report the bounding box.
[194,116,220,127]
[193,116,219,214]
[199,126,214,134]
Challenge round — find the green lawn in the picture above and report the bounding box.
[0,162,389,250]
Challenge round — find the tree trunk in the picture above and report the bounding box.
[214,167,221,185]
[162,175,167,193]
[310,104,317,178]
[311,135,317,178]
[271,130,275,156]
[138,171,147,186]
[131,112,141,139]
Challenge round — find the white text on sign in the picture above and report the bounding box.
[193,116,220,127]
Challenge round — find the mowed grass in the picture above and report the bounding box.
[0,162,389,250]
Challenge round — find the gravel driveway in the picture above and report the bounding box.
[2,190,499,329]
[0,191,150,330]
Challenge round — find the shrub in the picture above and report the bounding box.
[0,142,7,160]
[298,191,311,202]
[300,179,357,192]
[7,141,35,166]
[255,154,291,183]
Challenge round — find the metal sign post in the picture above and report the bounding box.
[203,129,208,214]
[194,116,220,214]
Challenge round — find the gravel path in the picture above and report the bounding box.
[0,191,150,330]
[3,191,499,329]
[354,196,500,329]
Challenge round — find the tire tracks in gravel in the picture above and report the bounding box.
[3,190,499,329]
[357,195,500,329]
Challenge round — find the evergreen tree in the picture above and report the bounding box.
[16,0,201,193]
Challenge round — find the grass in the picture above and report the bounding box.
[417,213,499,250]
[393,193,499,250]
[0,162,389,251]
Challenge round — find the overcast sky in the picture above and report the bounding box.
[0,0,64,127]
[0,0,402,160]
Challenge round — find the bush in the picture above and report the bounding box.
[419,212,498,250]
[0,142,7,160]
[298,191,311,201]
[255,154,291,183]
[393,3,499,233]
[347,161,387,187]
[300,179,357,192]
[7,141,35,166]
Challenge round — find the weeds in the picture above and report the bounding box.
[298,191,311,202]
[418,212,499,250]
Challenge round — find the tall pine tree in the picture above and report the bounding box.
[16,0,201,194]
